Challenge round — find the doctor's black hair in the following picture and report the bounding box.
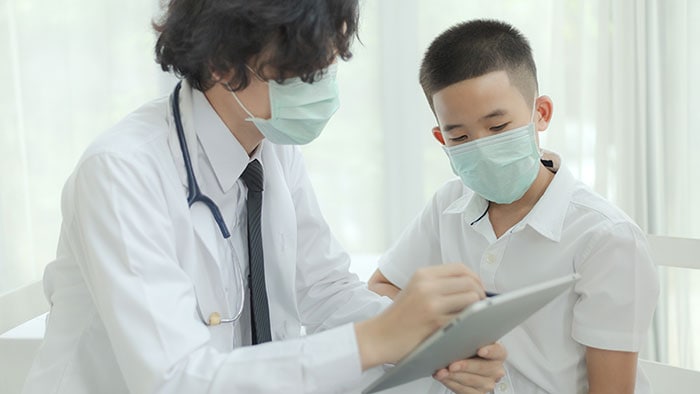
[153,0,359,91]
[419,19,538,111]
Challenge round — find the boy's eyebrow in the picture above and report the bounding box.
[442,109,508,133]
[481,109,507,120]
[443,124,463,132]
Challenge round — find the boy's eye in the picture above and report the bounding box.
[490,122,510,132]
[449,135,469,142]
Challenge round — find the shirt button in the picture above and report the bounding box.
[497,382,508,392]
[485,254,496,264]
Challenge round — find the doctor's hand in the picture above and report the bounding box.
[433,342,507,394]
[355,263,485,370]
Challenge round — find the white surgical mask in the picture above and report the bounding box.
[232,63,340,145]
[442,101,541,204]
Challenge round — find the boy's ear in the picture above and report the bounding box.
[432,127,445,145]
[534,95,554,132]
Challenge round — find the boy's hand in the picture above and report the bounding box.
[433,343,507,394]
[356,263,485,369]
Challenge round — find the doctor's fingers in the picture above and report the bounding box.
[407,270,485,299]
[439,262,483,281]
[407,291,480,330]
[414,262,480,279]
[433,275,486,299]
[436,291,483,316]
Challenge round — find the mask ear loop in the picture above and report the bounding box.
[230,87,256,120]
[227,64,268,120]
[246,64,267,82]
[530,95,538,123]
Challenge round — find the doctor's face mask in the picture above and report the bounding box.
[231,63,340,145]
[442,100,541,204]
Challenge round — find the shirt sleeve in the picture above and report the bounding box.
[377,192,444,290]
[571,221,660,352]
[68,151,366,394]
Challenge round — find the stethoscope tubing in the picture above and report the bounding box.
[172,82,231,238]
[171,81,245,326]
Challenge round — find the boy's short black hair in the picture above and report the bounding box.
[419,19,538,110]
[154,0,359,91]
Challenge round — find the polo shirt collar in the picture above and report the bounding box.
[192,88,263,192]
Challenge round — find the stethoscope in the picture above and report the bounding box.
[172,81,246,326]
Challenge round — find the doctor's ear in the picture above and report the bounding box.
[211,71,234,84]
[209,66,239,86]
[209,71,230,91]
[432,127,446,145]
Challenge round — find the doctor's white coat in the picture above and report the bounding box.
[21,81,396,394]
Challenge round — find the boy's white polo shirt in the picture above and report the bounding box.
[378,155,659,393]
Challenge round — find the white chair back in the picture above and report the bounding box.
[0,280,48,394]
[640,235,700,393]
[0,280,48,334]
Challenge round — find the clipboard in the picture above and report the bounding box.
[362,273,580,394]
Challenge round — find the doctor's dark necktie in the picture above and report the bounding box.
[240,159,272,344]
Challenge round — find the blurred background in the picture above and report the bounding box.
[1,0,698,370]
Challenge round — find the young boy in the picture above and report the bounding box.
[369,19,659,393]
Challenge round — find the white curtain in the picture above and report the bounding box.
[649,0,700,370]
[1,0,697,370]
[0,0,174,294]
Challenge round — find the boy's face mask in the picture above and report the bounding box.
[231,63,340,145]
[442,102,541,204]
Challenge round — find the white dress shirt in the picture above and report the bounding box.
[378,154,659,394]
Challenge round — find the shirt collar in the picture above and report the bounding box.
[442,151,575,242]
[443,188,486,224]
[192,88,263,192]
[525,152,575,242]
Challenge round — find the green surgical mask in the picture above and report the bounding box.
[232,63,340,145]
[442,122,541,204]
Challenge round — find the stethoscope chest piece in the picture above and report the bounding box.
[208,312,222,326]
[207,311,239,326]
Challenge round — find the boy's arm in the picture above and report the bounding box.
[572,222,658,394]
[368,269,401,298]
[586,347,638,394]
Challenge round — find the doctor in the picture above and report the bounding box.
[22,1,506,393]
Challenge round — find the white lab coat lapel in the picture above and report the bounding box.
[166,81,233,348]
[166,80,223,270]
[260,144,302,339]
